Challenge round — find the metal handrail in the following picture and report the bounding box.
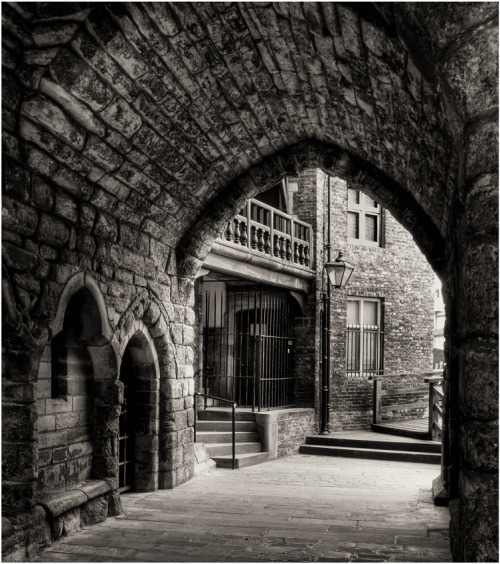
[194,392,237,470]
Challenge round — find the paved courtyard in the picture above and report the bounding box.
[35,455,451,562]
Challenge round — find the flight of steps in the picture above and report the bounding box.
[299,434,441,464]
[196,410,270,469]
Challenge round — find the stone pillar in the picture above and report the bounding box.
[2,349,40,515]
[444,17,499,561]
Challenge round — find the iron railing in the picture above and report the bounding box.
[194,392,236,470]
[221,199,312,268]
[202,284,295,411]
[346,324,383,378]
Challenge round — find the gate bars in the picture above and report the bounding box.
[202,283,295,410]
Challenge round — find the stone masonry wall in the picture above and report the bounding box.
[36,343,94,494]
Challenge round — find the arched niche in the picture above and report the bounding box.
[117,320,160,493]
[36,273,119,494]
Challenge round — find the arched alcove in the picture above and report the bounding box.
[117,321,160,492]
[37,274,119,494]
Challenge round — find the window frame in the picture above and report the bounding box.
[346,297,384,378]
[347,189,382,247]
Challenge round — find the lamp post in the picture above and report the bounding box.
[320,251,355,435]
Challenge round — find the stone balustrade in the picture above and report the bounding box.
[221,199,312,268]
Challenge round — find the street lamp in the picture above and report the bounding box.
[320,251,355,435]
[324,252,355,289]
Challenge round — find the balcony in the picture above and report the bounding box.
[220,199,313,268]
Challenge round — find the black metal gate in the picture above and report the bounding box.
[118,348,135,491]
[202,283,295,410]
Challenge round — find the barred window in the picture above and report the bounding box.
[348,189,382,246]
[346,298,383,377]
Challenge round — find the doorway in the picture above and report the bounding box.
[118,348,136,492]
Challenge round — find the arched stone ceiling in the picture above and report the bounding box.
[5,2,469,272]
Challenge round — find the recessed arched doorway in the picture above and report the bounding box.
[118,347,136,492]
[118,325,160,493]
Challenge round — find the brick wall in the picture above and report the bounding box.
[380,372,431,422]
[277,409,317,458]
[292,172,435,431]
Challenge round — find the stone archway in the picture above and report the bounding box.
[2,3,497,560]
[118,321,160,492]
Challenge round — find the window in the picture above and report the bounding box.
[348,189,382,246]
[346,298,383,377]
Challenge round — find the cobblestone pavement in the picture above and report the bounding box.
[35,455,451,562]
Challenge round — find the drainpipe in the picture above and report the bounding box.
[320,176,332,434]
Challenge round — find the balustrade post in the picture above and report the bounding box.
[251,225,258,249]
[299,244,305,265]
[226,220,234,242]
[234,219,241,244]
[240,221,248,247]
[264,231,271,254]
[273,235,280,257]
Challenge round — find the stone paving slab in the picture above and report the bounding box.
[34,455,451,562]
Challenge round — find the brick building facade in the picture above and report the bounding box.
[195,171,433,432]
[294,171,434,429]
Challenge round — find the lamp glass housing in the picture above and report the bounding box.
[324,252,355,288]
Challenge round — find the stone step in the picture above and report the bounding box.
[299,444,441,464]
[197,420,257,433]
[371,423,430,441]
[197,409,256,422]
[205,441,262,457]
[212,451,271,469]
[305,435,441,454]
[196,431,259,443]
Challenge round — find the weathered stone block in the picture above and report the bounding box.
[443,24,498,120]
[52,166,94,200]
[81,496,108,527]
[21,97,86,150]
[458,469,499,561]
[107,492,122,517]
[52,507,81,541]
[460,421,498,471]
[50,49,114,112]
[36,213,70,247]
[54,191,78,223]
[2,197,39,236]
[3,381,36,403]
[100,97,142,139]
[2,404,37,442]
[83,134,123,172]
[2,442,37,481]
[465,119,498,180]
